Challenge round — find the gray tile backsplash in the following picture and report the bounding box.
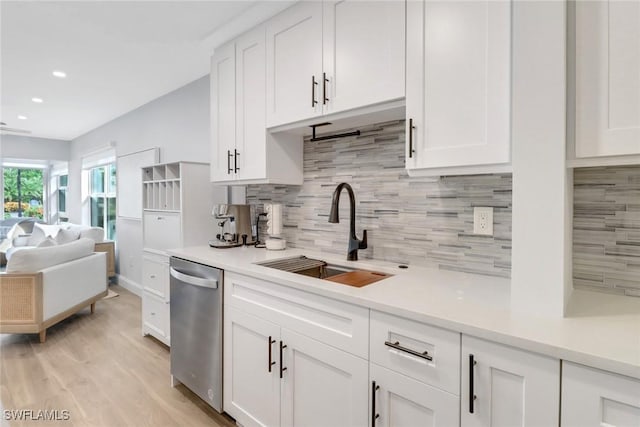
[574,166,640,297]
[247,120,513,278]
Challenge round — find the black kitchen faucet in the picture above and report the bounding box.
[328,182,367,261]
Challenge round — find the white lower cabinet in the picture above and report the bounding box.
[281,329,368,427]
[141,252,170,346]
[562,362,640,427]
[370,364,459,427]
[224,307,280,427]
[461,335,559,427]
[223,273,369,427]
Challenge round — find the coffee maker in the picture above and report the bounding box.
[209,204,255,248]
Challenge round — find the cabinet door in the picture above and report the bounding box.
[370,363,459,427]
[142,291,169,344]
[224,307,280,427]
[406,0,511,171]
[562,362,640,427]
[281,329,368,427]
[575,0,640,158]
[266,1,323,127]
[236,26,267,182]
[142,254,169,300]
[322,0,405,115]
[143,212,181,251]
[210,41,236,182]
[461,336,559,427]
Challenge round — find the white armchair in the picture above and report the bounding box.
[0,238,107,342]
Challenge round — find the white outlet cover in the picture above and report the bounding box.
[473,207,494,236]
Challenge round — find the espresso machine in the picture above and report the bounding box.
[209,204,255,248]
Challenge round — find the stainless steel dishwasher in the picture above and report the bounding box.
[169,256,223,412]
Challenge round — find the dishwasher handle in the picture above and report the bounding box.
[170,267,219,289]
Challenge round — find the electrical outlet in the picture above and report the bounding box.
[473,207,494,236]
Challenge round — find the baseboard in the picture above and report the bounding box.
[116,275,142,297]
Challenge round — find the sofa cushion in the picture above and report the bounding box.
[26,225,46,246]
[37,237,58,248]
[6,238,95,273]
[55,228,80,245]
[79,227,104,243]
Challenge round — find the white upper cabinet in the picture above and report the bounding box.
[574,0,640,159]
[235,28,267,182]
[266,1,324,127]
[461,335,559,427]
[322,0,405,115]
[562,362,640,427]
[210,42,236,183]
[406,0,512,176]
[266,0,406,129]
[210,26,302,185]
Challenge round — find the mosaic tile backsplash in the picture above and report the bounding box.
[247,120,513,278]
[574,166,640,297]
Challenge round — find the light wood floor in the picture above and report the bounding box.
[0,285,235,427]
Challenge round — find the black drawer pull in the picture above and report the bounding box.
[384,340,432,361]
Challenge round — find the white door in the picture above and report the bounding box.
[562,362,640,427]
[266,1,323,127]
[210,42,236,182]
[461,335,559,427]
[370,363,459,427]
[281,329,369,427]
[575,0,640,158]
[223,307,281,427]
[406,0,511,170]
[235,26,267,182]
[322,0,405,114]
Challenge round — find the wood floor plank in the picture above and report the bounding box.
[0,285,235,427]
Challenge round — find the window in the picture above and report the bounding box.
[3,167,44,220]
[89,164,116,240]
[58,174,68,220]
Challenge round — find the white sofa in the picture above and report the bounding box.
[0,238,107,342]
[5,222,104,261]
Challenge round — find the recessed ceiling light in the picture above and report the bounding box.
[17,115,27,120]
[52,70,67,78]
[32,97,43,103]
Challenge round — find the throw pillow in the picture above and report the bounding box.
[55,228,80,245]
[37,237,58,248]
[34,223,61,238]
[26,225,46,246]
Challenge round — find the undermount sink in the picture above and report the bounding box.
[256,256,392,287]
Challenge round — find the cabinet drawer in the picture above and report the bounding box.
[225,272,369,359]
[143,292,169,341]
[370,310,460,395]
[143,212,181,250]
[142,256,168,300]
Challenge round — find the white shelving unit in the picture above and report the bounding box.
[141,161,212,346]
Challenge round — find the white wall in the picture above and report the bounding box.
[69,75,217,294]
[1,134,70,161]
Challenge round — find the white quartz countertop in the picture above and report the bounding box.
[168,245,640,380]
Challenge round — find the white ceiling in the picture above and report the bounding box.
[0,1,286,141]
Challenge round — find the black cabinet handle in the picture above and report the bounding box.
[234,149,240,173]
[469,354,477,413]
[227,150,233,174]
[311,75,318,107]
[384,340,433,361]
[408,118,416,158]
[323,72,329,105]
[279,341,287,379]
[268,336,276,373]
[371,381,380,427]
